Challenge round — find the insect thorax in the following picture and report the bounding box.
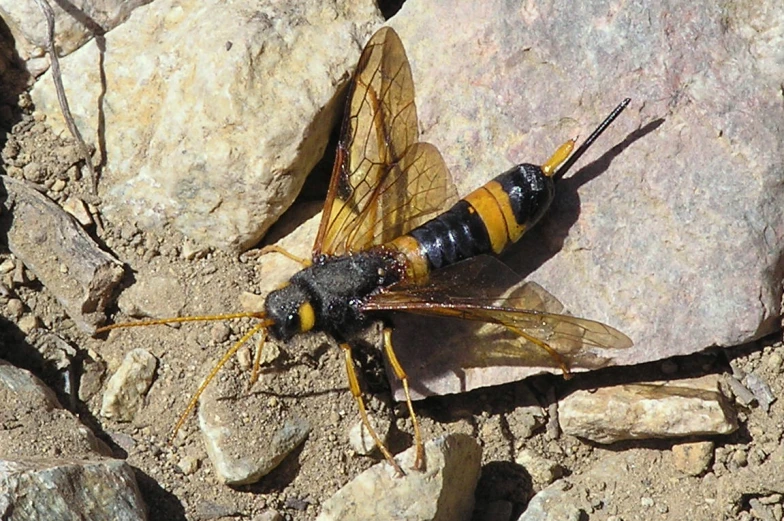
[265,250,403,341]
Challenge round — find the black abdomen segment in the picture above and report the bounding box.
[408,163,554,270]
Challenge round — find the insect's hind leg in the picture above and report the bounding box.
[382,328,424,471]
[338,342,404,476]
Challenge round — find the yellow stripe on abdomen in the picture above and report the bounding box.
[463,181,527,254]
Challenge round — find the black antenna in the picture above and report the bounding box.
[554,98,631,180]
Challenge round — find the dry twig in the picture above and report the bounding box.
[33,0,98,194]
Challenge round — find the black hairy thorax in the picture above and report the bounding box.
[264,250,403,341]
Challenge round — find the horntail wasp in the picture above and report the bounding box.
[97,27,632,475]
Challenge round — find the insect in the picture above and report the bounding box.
[98,27,632,475]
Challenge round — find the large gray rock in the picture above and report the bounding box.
[0,457,147,521]
[31,0,383,252]
[317,434,482,521]
[0,360,111,459]
[31,0,784,394]
[0,361,142,520]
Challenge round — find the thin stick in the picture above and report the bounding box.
[33,0,98,194]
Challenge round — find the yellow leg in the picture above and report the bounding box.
[339,342,404,476]
[382,328,424,470]
[505,325,572,379]
[258,245,312,267]
[248,328,268,387]
[170,319,273,439]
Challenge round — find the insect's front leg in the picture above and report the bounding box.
[338,341,404,476]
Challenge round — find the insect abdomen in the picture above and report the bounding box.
[393,163,554,273]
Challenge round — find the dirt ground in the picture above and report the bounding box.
[2,102,784,521]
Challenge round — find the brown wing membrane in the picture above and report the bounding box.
[362,257,632,369]
[314,27,456,257]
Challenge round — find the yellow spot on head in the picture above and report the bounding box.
[298,301,316,332]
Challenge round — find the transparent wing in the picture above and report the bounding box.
[363,256,632,369]
[314,27,456,257]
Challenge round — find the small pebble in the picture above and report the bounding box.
[748,447,767,467]
[726,377,756,406]
[240,291,266,312]
[23,161,45,182]
[51,178,67,192]
[2,139,19,160]
[18,314,40,333]
[0,258,15,274]
[766,351,783,373]
[516,449,563,486]
[211,322,231,343]
[236,345,252,371]
[257,342,281,365]
[12,263,27,285]
[640,497,654,508]
[253,510,283,521]
[181,239,208,260]
[743,373,775,412]
[178,455,199,475]
[731,449,748,468]
[18,92,32,109]
[142,249,159,262]
[672,441,714,476]
[6,298,24,319]
[61,196,93,226]
[759,493,782,505]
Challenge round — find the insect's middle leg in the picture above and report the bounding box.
[338,342,404,476]
[382,328,424,470]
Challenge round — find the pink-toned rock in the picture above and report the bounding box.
[377,1,784,398]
